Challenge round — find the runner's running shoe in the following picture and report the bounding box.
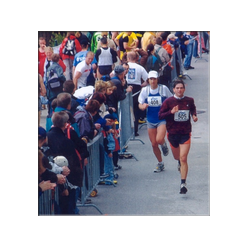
[160,141,169,156]
[154,162,165,173]
[180,183,188,194]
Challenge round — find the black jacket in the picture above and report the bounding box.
[47,127,83,187]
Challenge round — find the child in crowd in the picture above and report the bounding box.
[111,121,121,170]
[101,125,117,185]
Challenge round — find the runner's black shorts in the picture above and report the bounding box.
[167,133,191,148]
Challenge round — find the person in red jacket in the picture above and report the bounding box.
[59,32,81,80]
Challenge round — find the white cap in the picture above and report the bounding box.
[53,156,69,167]
[148,70,158,79]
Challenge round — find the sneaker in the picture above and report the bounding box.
[100,173,110,179]
[154,162,165,173]
[177,160,181,172]
[114,165,122,170]
[160,141,169,156]
[180,183,188,194]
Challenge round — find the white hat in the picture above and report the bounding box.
[53,156,69,167]
[148,70,158,79]
[167,34,177,40]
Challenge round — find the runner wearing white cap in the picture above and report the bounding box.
[138,70,173,172]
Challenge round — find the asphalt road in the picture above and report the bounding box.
[40,52,210,216]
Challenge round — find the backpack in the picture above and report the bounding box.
[154,47,163,69]
[154,47,172,78]
[47,66,61,90]
[62,36,76,56]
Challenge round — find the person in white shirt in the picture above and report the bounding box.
[126,51,148,136]
[73,51,94,89]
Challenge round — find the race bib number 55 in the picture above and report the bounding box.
[174,110,189,121]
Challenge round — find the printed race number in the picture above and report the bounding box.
[174,110,189,121]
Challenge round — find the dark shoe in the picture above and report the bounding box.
[100,173,110,179]
[114,165,122,170]
[180,183,188,194]
[188,66,194,69]
[135,132,139,136]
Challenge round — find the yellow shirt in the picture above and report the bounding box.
[116,32,138,59]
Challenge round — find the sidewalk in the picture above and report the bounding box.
[39,53,210,215]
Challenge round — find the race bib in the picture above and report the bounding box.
[174,110,190,121]
[128,68,136,80]
[147,96,162,107]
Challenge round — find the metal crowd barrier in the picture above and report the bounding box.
[118,91,144,161]
[38,133,103,215]
[38,186,59,215]
[76,133,103,214]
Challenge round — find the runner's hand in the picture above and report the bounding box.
[171,105,179,114]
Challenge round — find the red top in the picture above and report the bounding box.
[158,96,197,134]
[59,35,81,60]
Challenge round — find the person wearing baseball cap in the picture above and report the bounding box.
[138,70,173,173]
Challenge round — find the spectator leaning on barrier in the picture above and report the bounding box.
[138,70,173,173]
[109,65,133,119]
[47,111,83,214]
[38,150,56,197]
[62,80,79,115]
[74,99,101,141]
[91,92,112,128]
[39,126,71,177]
